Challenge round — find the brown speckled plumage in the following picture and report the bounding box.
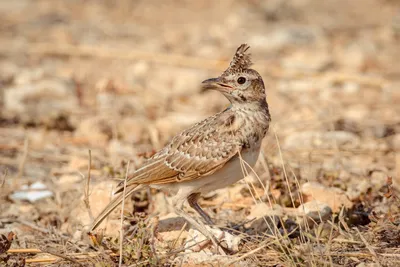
[90,44,271,238]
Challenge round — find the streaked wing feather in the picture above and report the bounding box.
[115,110,242,188]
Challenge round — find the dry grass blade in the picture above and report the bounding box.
[84,149,94,222]
[119,160,130,267]
[39,248,85,266]
[237,150,296,265]
[273,127,295,208]
[356,228,382,267]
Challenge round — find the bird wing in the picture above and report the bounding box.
[114,111,243,192]
[90,113,242,231]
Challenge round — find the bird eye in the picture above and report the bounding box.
[237,77,246,84]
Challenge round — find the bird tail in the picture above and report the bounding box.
[89,184,145,232]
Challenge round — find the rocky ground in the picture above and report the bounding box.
[1,0,400,266]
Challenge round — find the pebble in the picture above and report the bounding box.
[10,182,53,202]
[301,182,353,212]
[69,181,127,237]
[297,200,332,222]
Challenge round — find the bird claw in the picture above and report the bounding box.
[185,225,240,255]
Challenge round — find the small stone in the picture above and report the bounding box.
[346,179,370,200]
[246,203,283,221]
[297,200,332,222]
[301,182,353,212]
[370,170,388,189]
[157,213,187,232]
[10,182,53,202]
[245,203,283,234]
[69,180,129,237]
[247,215,280,235]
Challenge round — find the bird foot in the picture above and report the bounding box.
[185,225,241,255]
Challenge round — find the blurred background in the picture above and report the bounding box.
[0,0,400,265]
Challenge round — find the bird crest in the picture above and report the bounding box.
[224,44,252,75]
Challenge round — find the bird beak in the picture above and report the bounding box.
[201,77,233,94]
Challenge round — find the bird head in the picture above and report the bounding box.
[202,44,266,105]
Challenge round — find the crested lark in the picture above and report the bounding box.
[90,44,271,248]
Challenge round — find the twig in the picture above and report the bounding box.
[84,149,94,222]
[119,161,130,267]
[8,249,82,265]
[25,258,58,264]
[39,248,84,266]
[7,248,42,253]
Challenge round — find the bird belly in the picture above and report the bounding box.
[198,147,261,193]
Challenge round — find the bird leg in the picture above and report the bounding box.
[173,206,228,255]
[187,193,214,225]
[172,196,229,255]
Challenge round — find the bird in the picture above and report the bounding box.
[90,44,271,248]
[0,231,15,254]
